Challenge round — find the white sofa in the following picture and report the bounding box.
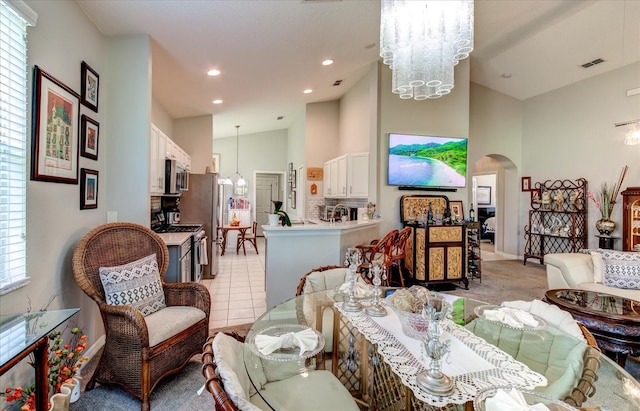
[544,252,640,300]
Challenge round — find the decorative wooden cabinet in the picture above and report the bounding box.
[466,221,482,281]
[523,178,588,264]
[405,223,468,289]
[622,187,640,252]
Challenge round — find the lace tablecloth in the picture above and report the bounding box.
[335,301,548,407]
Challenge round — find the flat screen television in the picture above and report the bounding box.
[388,133,468,188]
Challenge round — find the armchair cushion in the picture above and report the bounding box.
[99,253,166,316]
[599,249,640,289]
[145,306,206,346]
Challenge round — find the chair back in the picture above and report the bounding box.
[202,332,245,411]
[378,229,398,268]
[392,227,412,260]
[72,222,170,304]
[251,220,257,235]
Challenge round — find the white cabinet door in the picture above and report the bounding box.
[323,161,332,197]
[336,155,347,197]
[149,124,166,194]
[347,152,369,198]
[329,159,339,197]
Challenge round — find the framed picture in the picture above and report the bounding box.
[449,200,464,220]
[81,61,99,112]
[291,190,297,209]
[531,188,541,205]
[211,153,220,173]
[288,162,293,182]
[80,115,99,160]
[80,168,98,209]
[477,186,492,205]
[31,66,80,184]
[291,169,297,189]
[521,176,531,192]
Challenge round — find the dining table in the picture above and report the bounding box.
[243,289,640,411]
[219,224,251,256]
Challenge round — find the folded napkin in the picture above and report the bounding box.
[485,388,550,411]
[254,328,318,356]
[338,281,372,298]
[482,307,539,329]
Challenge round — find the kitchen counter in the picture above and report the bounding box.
[262,218,383,306]
[155,232,192,246]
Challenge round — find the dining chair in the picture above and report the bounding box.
[355,229,397,282]
[386,226,412,287]
[236,221,258,255]
[202,331,359,411]
[72,222,211,411]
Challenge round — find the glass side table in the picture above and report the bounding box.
[0,309,79,411]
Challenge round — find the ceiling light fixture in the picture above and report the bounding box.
[380,0,474,100]
[616,118,640,146]
[232,125,246,187]
[212,99,223,104]
[207,69,221,76]
[303,89,313,94]
[322,59,334,66]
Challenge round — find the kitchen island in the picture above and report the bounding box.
[262,218,383,307]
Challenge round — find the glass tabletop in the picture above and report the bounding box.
[546,289,640,319]
[244,291,640,410]
[0,309,80,369]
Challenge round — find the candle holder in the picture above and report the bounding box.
[342,247,363,312]
[416,295,454,396]
[365,261,387,317]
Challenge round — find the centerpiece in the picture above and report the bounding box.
[588,166,628,235]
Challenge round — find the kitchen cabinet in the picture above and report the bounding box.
[324,153,367,198]
[149,124,167,195]
[347,152,368,198]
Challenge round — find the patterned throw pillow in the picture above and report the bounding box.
[597,250,640,290]
[99,253,166,316]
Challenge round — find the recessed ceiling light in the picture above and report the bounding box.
[212,99,223,104]
[207,69,221,76]
[322,59,334,66]
[304,89,313,94]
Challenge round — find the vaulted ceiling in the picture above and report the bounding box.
[76,0,640,139]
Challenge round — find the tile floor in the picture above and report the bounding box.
[202,236,506,331]
[202,237,267,330]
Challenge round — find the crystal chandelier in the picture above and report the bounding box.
[620,120,640,146]
[222,125,247,186]
[380,0,474,100]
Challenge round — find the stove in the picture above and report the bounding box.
[153,224,203,234]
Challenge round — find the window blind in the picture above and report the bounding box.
[0,0,35,294]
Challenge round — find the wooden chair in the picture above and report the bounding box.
[386,226,412,287]
[236,220,258,255]
[355,229,397,282]
[72,222,211,411]
[201,332,245,411]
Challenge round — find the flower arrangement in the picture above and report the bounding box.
[587,166,628,220]
[1,327,89,411]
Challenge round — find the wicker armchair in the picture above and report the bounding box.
[201,332,245,411]
[72,222,211,411]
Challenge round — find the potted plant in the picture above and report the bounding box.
[269,200,291,227]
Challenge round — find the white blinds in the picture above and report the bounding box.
[0,0,34,294]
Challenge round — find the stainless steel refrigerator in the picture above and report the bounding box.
[179,173,220,278]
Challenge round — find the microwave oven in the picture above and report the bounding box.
[165,159,189,194]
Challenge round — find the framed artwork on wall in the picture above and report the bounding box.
[212,153,220,173]
[31,66,80,184]
[291,190,297,209]
[80,168,98,209]
[80,115,99,160]
[477,186,492,205]
[449,200,464,220]
[521,176,531,191]
[81,61,99,112]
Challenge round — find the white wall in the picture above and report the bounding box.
[377,60,471,235]
[174,115,213,174]
[151,98,173,136]
[339,72,371,155]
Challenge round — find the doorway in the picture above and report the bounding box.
[255,172,284,236]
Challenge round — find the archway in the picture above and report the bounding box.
[472,154,519,258]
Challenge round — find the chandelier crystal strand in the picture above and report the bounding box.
[381,0,474,100]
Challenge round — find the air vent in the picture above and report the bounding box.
[581,58,605,68]
[277,116,284,120]
[333,80,343,86]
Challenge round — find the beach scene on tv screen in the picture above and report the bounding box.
[388,134,467,187]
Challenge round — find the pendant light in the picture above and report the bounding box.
[233,125,246,187]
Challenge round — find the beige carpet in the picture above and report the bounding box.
[443,259,549,305]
